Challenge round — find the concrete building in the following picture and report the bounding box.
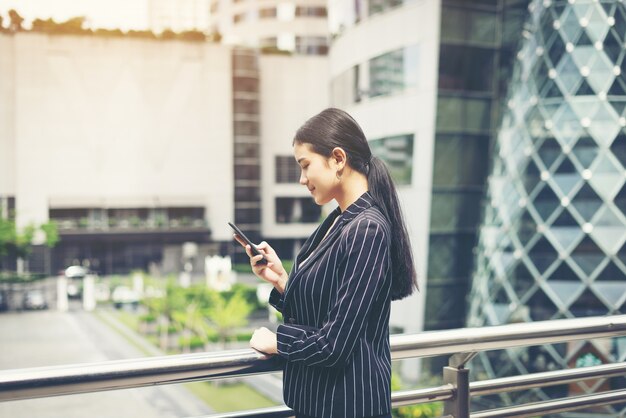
[327,0,440,380]
[0,31,329,277]
[209,0,329,54]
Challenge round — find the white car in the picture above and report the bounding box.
[111,286,140,309]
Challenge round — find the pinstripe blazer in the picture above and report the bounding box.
[268,191,393,418]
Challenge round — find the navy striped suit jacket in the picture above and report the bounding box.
[268,192,393,418]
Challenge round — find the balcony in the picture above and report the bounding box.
[2,315,626,417]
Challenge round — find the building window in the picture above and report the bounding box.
[295,36,328,55]
[260,7,277,18]
[0,196,15,219]
[49,207,206,230]
[233,98,259,115]
[235,208,261,223]
[436,96,492,133]
[295,6,327,17]
[369,134,414,185]
[235,186,261,201]
[235,143,260,159]
[276,198,321,223]
[441,7,497,46]
[233,77,259,93]
[438,45,495,92]
[234,120,259,136]
[369,45,418,98]
[275,156,300,183]
[368,0,404,17]
[234,164,260,180]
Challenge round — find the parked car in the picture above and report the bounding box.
[22,290,48,310]
[111,286,140,309]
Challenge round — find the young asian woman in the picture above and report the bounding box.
[233,107,418,418]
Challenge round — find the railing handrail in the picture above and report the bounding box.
[2,314,626,403]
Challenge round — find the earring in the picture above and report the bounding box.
[336,170,342,180]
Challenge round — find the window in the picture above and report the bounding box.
[233,77,259,93]
[429,191,483,232]
[368,0,403,16]
[438,45,495,92]
[234,120,259,136]
[234,164,260,180]
[275,156,300,183]
[235,143,259,159]
[436,96,492,133]
[369,134,414,185]
[276,198,321,223]
[295,36,328,55]
[295,6,327,17]
[235,186,261,201]
[235,208,261,223]
[260,7,277,18]
[433,134,490,187]
[369,45,418,98]
[441,7,497,46]
[427,233,476,279]
[233,98,259,115]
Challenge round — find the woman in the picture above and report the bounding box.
[234,108,417,418]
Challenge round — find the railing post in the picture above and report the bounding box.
[443,352,476,418]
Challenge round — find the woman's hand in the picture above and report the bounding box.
[250,327,278,354]
[233,235,288,293]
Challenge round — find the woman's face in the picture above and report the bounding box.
[294,142,339,205]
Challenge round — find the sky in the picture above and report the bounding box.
[1,0,149,30]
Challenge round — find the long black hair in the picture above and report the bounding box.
[293,107,418,300]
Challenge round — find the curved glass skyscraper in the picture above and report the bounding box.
[468,0,626,412]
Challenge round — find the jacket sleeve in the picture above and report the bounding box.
[268,287,285,313]
[275,218,390,368]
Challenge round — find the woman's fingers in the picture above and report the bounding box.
[256,241,277,257]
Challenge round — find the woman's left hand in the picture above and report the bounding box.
[250,327,278,354]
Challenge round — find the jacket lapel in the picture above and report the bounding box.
[284,192,377,300]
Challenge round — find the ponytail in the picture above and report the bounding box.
[293,108,418,300]
[367,156,418,300]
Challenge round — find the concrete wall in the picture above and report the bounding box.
[0,35,16,197]
[259,53,330,241]
[1,33,234,241]
[329,0,442,340]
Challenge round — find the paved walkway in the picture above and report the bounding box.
[0,309,212,418]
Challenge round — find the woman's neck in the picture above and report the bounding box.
[335,171,369,212]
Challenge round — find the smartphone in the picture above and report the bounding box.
[228,222,268,265]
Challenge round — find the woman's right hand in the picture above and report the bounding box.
[233,235,288,294]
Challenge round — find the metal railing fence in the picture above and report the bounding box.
[2,315,626,417]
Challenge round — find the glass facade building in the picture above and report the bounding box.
[467,0,626,413]
[425,0,530,333]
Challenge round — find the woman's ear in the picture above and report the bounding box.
[331,147,347,169]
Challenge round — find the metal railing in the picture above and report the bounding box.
[2,315,626,417]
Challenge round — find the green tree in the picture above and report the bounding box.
[205,289,254,348]
[143,277,187,351]
[0,217,59,273]
[40,220,60,248]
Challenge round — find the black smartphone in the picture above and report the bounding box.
[228,222,268,265]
